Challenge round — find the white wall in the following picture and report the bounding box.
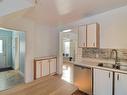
[65,5,127,49]
[0,16,59,82]
[34,24,59,57]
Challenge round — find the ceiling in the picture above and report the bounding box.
[2,0,127,26]
[23,0,127,26]
[0,0,33,16]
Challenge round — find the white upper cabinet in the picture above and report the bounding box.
[115,73,127,95]
[94,69,113,95]
[87,23,100,48]
[78,23,100,48]
[78,25,87,47]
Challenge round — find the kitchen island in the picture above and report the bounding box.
[0,76,78,95]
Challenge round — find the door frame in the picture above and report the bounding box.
[58,29,78,75]
[0,27,26,81]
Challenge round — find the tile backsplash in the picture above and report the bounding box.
[82,48,127,61]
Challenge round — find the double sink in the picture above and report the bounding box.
[98,63,127,71]
[97,49,127,71]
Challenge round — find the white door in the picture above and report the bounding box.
[87,23,98,48]
[41,60,50,76]
[115,73,127,95]
[78,25,87,47]
[94,69,113,95]
[0,38,6,67]
[50,58,56,74]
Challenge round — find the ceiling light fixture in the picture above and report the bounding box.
[62,29,72,33]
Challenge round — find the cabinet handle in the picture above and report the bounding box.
[117,74,119,80]
[109,72,110,78]
[93,43,95,46]
[83,43,85,46]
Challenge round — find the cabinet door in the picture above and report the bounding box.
[115,73,127,95]
[87,23,99,48]
[41,60,50,77]
[36,61,41,79]
[50,58,56,74]
[94,69,113,95]
[78,25,87,47]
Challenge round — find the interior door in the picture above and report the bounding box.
[0,38,6,68]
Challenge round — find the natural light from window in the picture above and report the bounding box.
[64,41,70,56]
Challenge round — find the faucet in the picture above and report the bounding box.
[110,49,119,67]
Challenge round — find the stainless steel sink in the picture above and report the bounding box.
[98,63,127,71]
[97,63,119,69]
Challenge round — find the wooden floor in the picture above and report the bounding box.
[0,76,78,95]
[62,61,74,83]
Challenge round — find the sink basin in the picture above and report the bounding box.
[97,63,120,69]
[97,63,127,72]
[98,63,114,69]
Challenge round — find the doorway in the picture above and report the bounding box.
[59,29,77,83]
[0,28,25,91]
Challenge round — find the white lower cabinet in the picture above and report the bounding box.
[94,68,127,95]
[34,58,57,79]
[94,69,113,95]
[50,59,57,74]
[41,60,50,76]
[36,61,42,78]
[115,73,127,95]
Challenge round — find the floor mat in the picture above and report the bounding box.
[72,90,89,95]
[0,67,13,72]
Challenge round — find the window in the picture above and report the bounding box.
[64,41,70,57]
[0,40,3,53]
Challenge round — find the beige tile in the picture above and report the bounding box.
[0,70,24,91]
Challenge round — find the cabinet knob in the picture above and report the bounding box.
[109,72,111,78]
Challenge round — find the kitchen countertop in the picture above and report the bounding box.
[74,58,127,74]
[0,76,78,95]
[34,56,57,61]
